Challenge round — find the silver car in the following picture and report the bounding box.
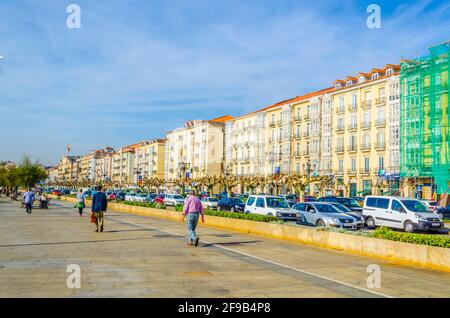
[293,202,357,229]
[329,202,365,229]
[201,197,219,210]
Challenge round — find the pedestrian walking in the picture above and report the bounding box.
[182,190,205,247]
[39,192,48,209]
[91,185,107,232]
[75,189,85,216]
[23,189,35,214]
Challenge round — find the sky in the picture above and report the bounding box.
[0,0,449,166]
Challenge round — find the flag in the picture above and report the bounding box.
[67,144,71,154]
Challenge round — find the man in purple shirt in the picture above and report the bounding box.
[182,190,205,247]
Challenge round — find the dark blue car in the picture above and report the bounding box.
[217,198,245,212]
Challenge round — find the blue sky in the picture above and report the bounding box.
[0,0,449,165]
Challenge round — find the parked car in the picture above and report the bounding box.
[125,193,137,202]
[434,205,450,220]
[363,196,444,233]
[201,197,219,210]
[52,190,61,195]
[154,194,165,205]
[245,195,290,216]
[83,190,93,198]
[145,193,157,203]
[70,189,78,195]
[217,197,245,212]
[293,202,358,229]
[353,196,365,207]
[134,194,148,203]
[329,202,365,228]
[303,195,317,202]
[316,196,363,214]
[164,194,185,206]
[278,194,297,207]
[420,200,439,210]
[114,192,126,201]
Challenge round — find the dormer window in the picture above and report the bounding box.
[335,83,341,89]
[386,69,393,76]
[371,73,379,80]
[358,76,365,83]
[346,80,353,87]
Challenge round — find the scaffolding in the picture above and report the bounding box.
[400,42,450,193]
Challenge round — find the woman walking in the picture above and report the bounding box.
[75,189,85,216]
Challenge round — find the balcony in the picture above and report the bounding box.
[360,143,371,151]
[269,121,276,127]
[303,131,311,138]
[334,169,344,176]
[347,144,358,152]
[294,151,301,158]
[375,118,386,127]
[294,115,302,122]
[359,168,371,175]
[336,106,345,114]
[294,133,301,140]
[277,120,282,126]
[376,97,386,106]
[335,145,345,153]
[375,141,386,150]
[336,125,345,133]
[303,150,310,156]
[348,103,357,112]
[346,169,357,175]
[361,121,371,129]
[347,123,357,131]
[362,100,372,109]
[303,113,311,121]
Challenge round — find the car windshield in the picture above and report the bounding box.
[284,195,296,201]
[332,203,351,212]
[314,204,342,213]
[229,198,243,204]
[174,195,184,200]
[337,198,360,207]
[267,197,289,208]
[207,198,218,202]
[427,201,438,206]
[401,200,430,213]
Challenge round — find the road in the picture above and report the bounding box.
[1,197,450,298]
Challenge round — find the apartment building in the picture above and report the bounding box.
[133,139,166,183]
[57,155,81,182]
[330,64,400,196]
[164,116,231,181]
[224,112,266,176]
[111,143,141,187]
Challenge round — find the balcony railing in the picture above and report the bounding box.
[362,100,372,108]
[334,169,344,176]
[294,151,301,157]
[375,118,386,127]
[376,97,386,105]
[303,113,311,121]
[375,141,386,150]
[347,144,358,152]
[303,150,310,156]
[336,106,345,114]
[269,121,276,127]
[359,168,371,174]
[348,123,357,131]
[294,115,302,122]
[348,103,357,111]
[336,125,345,133]
[294,133,301,139]
[335,145,344,153]
[361,121,371,129]
[360,143,371,151]
[346,169,357,175]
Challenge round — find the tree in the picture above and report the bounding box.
[286,175,309,201]
[217,175,240,197]
[15,156,48,189]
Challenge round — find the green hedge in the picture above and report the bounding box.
[371,227,450,248]
[114,200,277,223]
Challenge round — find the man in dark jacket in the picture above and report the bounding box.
[91,185,107,232]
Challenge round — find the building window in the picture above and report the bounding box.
[378,157,384,170]
[364,157,370,172]
[338,159,343,172]
[351,158,356,172]
[371,73,379,80]
[358,76,365,83]
[386,69,393,76]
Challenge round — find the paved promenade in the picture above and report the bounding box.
[1,197,450,298]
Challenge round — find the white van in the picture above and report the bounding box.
[363,196,443,233]
[245,195,290,216]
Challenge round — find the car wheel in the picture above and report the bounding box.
[217,206,221,211]
[267,212,273,216]
[404,220,415,233]
[366,217,375,229]
[438,212,444,219]
[230,207,235,212]
[316,219,325,227]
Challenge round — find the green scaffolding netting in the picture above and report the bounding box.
[400,42,450,194]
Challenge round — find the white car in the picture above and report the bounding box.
[201,197,219,209]
[363,196,444,233]
[125,193,137,202]
[420,200,439,210]
[164,194,185,206]
[245,195,290,216]
[134,194,148,203]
